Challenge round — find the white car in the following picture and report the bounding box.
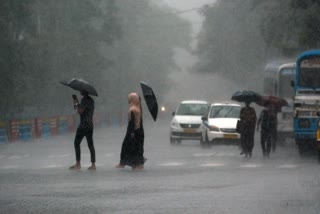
[200,102,241,146]
[170,100,209,145]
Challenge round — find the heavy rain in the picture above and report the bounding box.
[1,0,320,213]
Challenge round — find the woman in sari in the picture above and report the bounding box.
[116,93,146,169]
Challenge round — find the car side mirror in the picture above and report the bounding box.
[290,80,295,87]
[172,111,175,116]
[201,116,208,121]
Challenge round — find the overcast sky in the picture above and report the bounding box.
[160,0,216,34]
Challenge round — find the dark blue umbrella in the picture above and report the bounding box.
[231,90,262,104]
[140,82,158,121]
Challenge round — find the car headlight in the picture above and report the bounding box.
[171,120,180,128]
[209,125,220,132]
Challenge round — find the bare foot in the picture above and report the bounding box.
[116,164,125,168]
[88,165,96,171]
[69,164,81,170]
[134,165,144,170]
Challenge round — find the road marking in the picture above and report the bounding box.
[8,154,30,160]
[200,163,225,167]
[158,162,184,166]
[1,165,19,169]
[240,164,262,168]
[193,153,214,157]
[216,152,237,157]
[105,153,115,157]
[277,164,298,169]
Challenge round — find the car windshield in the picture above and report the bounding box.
[176,103,208,116]
[209,106,240,118]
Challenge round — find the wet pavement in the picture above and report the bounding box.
[0,119,319,214]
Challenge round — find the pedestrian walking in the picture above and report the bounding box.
[69,90,96,170]
[116,92,146,170]
[239,102,257,158]
[257,106,277,158]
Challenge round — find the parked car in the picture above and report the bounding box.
[170,100,209,145]
[200,102,241,146]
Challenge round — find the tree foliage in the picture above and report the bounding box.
[195,0,320,88]
[0,0,191,119]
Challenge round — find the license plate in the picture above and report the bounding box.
[224,134,237,139]
[184,128,196,133]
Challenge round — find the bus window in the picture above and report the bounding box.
[279,68,295,97]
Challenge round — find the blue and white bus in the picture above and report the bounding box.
[293,50,320,157]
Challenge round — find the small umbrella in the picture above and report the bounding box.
[231,90,262,104]
[256,96,290,112]
[140,81,158,121]
[60,78,98,96]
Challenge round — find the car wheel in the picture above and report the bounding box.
[201,131,210,148]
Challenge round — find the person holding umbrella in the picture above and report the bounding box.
[69,90,96,170]
[116,92,146,170]
[232,91,260,158]
[239,102,257,158]
[257,105,278,157]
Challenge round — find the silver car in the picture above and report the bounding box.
[170,100,209,145]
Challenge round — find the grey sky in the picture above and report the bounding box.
[160,0,216,34]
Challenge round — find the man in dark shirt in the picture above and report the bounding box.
[69,90,96,170]
[257,106,277,158]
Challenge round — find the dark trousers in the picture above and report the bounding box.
[261,131,271,156]
[241,130,255,155]
[74,128,95,163]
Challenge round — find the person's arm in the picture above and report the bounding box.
[75,98,89,114]
[74,103,85,114]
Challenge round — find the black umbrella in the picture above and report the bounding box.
[231,90,262,104]
[140,82,158,121]
[60,78,98,96]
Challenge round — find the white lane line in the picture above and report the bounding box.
[193,153,214,157]
[105,153,115,157]
[216,152,237,157]
[48,154,72,159]
[200,163,225,167]
[1,165,19,169]
[277,164,298,169]
[8,154,30,160]
[158,162,184,167]
[240,164,263,168]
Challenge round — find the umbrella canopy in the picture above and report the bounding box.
[256,96,290,112]
[231,90,262,104]
[140,82,158,121]
[60,78,98,96]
